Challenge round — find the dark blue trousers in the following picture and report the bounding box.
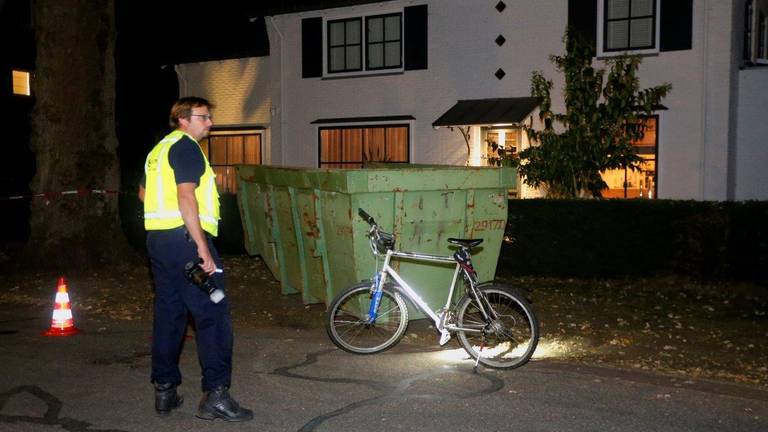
[147,227,233,391]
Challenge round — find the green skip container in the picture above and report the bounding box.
[236,165,516,315]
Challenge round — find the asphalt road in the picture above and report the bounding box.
[1,306,766,432]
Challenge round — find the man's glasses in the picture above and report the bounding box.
[190,114,212,121]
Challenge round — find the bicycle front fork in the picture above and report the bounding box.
[366,272,385,324]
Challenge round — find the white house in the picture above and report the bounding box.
[175,0,768,201]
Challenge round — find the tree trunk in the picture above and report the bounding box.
[25,0,134,271]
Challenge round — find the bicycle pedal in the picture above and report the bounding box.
[439,330,451,346]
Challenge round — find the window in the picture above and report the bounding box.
[599,0,659,55]
[328,18,362,73]
[759,11,768,61]
[319,125,409,168]
[326,13,402,75]
[743,0,768,64]
[484,128,521,166]
[199,131,262,193]
[601,116,658,199]
[745,0,755,61]
[366,14,402,70]
[302,6,426,78]
[12,70,31,96]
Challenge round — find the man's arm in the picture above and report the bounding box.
[138,185,145,202]
[177,182,215,274]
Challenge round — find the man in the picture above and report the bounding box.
[139,97,253,422]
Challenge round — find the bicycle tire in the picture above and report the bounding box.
[326,282,409,354]
[456,283,539,369]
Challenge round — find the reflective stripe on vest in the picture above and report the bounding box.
[143,130,220,236]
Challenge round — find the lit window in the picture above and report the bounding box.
[319,125,409,168]
[199,131,263,194]
[601,116,659,199]
[12,70,31,96]
[484,128,520,166]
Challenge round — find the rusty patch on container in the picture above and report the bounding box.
[263,194,274,227]
[301,210,321,238]
[336,226,353,236]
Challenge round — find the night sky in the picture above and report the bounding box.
[115,2,270,186]
[1,1,271,244]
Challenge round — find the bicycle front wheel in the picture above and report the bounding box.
[456,284,539,369]
[326,282,409,354]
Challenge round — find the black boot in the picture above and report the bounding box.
[154,382,183,415]
[196,385,254,422]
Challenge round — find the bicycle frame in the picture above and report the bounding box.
[369,248,486,334]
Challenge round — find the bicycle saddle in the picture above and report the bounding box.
[447,238,483,248]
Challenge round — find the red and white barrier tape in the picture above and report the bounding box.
[1,188,121,201]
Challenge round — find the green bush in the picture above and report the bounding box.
[500,199,768,282]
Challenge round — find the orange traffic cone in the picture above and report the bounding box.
[42,277,80,336]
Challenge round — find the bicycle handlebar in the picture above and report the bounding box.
[358,208,376,227]
[358,208,395,253]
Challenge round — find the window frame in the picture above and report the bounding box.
[758,10,768,62]
[745,0,755,62]
[327,17,363,73]
[601,115,660,199]
[365,13,403,71]
[200,129,264,194]
[323,10,404,77]
[597,0,661,57]
[744,0,768,65]
[317,123,411,168]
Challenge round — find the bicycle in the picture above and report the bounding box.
[326,208,539,369]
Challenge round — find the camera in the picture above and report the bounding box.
[184,259,225,304]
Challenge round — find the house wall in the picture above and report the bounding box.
[733,0,768,200]
[265,0,566,169]
[175,0,765,201]
[609,0,735,200]
[735,67,768,200]
[175,58,274,161]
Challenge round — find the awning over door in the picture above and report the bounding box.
[432,97,540,127]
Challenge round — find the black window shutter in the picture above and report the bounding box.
[660,0,693,52]
[404,5,428,70]
[567,0,597,50]
[302,17,323,78]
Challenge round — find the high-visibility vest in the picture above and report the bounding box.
[143,130,220,236]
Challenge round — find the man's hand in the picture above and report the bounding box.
[177,182,216,274]
[197,246,216,274]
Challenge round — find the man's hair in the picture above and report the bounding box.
[169,97,214,128]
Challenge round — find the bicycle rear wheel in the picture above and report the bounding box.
[326,282,409,354]
[456,284,539,368]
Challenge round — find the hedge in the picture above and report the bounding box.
[500,199,768,282]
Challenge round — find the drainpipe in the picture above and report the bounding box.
[269,16,286,166]
[172,64,187,96]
